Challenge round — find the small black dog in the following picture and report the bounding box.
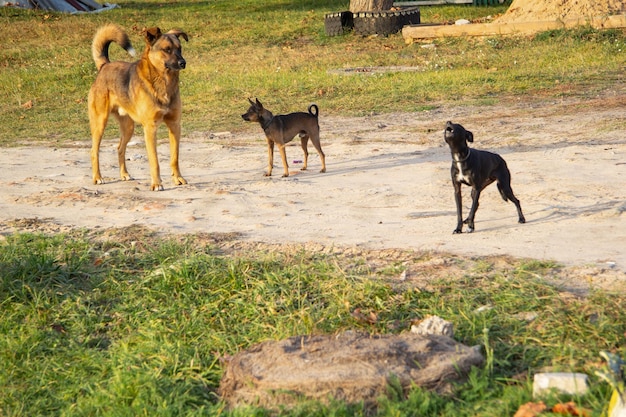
[444,121,525,233]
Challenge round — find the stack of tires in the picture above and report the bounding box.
[325,7,420,37]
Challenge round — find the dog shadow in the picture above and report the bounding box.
[466,200,624,233]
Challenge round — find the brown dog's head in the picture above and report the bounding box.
[144,27,188,71]
[444,121,473,151]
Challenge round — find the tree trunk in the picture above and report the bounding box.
[349,0,394,12]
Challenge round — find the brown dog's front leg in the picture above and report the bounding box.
[165,118,187,186]
[144,123,163,191]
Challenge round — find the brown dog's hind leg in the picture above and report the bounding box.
[116,114,135,181]
[89,111,108,185]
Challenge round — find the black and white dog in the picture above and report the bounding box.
[444,121,525,233]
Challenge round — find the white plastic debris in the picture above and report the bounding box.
[533,372,588,397]
[411,315,454,337]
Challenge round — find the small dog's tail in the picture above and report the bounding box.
[91,24,136,71]
[308,104,319,118]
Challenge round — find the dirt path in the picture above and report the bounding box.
[1,92,625,290]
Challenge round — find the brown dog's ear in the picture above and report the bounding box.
[143,27,162,45]
[466,131,474,143]
[166,29,188,42]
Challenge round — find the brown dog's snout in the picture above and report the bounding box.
[178,58,186,69]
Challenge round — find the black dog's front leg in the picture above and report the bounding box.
[453,181,464,234]
[464,187,481,233]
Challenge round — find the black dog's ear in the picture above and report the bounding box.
[255,98,263,109]
[466,131,474,143]
[248,97,255,106]
[144,27,162,45]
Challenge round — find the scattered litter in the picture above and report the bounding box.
[533,373,588,397]
[411,315,454,337]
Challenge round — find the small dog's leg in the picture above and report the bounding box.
[266,139,274,176]
[143,125,163,191]
[116,114,134,181]
[311,135,326,173]
[300,135,309,171]
[165,118,187,185]
[277,143,289,177]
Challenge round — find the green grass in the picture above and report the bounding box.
[1,230,624,416]
[0,0,625,144]
[1,1,625,414]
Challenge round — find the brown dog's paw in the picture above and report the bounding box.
[172,175,187,186]
[150,183,164,191]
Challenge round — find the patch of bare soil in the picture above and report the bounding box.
[218,331,484,410]
[1,92,625,294]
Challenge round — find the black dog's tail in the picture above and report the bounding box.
[497,183,509,202]
[92,24,136,71]
[308,104,319,118]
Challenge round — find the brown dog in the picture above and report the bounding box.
[241,98,326,177]
[88,24,188,191]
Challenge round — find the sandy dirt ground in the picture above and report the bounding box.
[1,92,625,290]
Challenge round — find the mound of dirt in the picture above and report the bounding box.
[496,0,626,23]
[218,331,484,410]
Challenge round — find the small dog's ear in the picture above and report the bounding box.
[466,131,474,143]
[144,27,162,45]
[255,98,263,108]
[248,97,255,106]
[167,29,188,42]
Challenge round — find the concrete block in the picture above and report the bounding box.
[533,372,588,397]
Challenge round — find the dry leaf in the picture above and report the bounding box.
[513,401,547,417]
[552,402,591,417]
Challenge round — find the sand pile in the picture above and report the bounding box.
[495,0,626,23]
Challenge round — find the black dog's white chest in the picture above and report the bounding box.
[452,152,473,185]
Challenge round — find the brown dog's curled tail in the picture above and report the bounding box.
[308,104,319,118]
[91,24,136,71]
